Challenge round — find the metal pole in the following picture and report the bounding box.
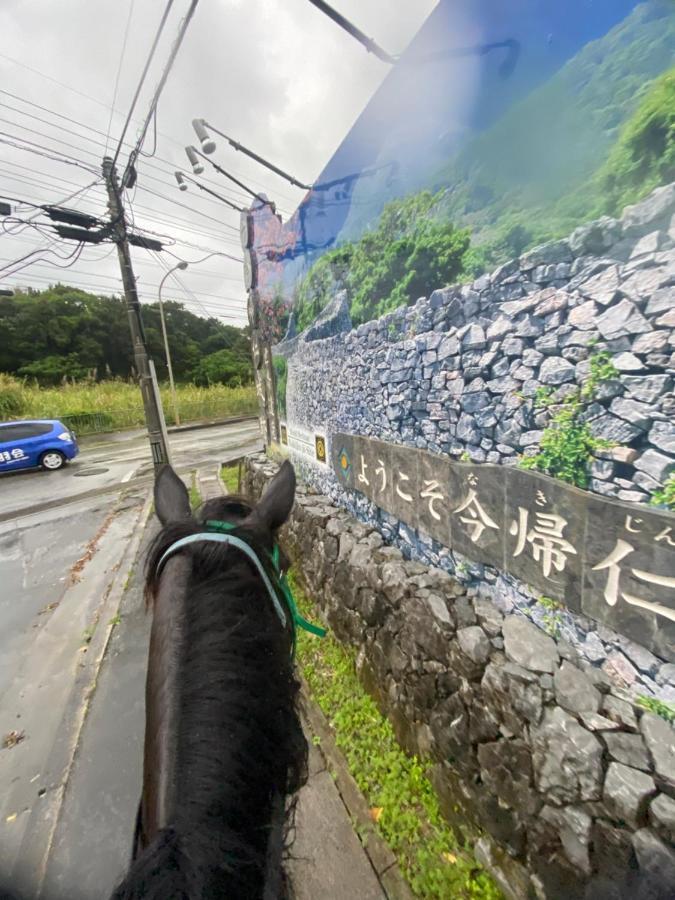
[158,267,182,426]
[102,155,170,468]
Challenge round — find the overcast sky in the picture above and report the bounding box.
[0,0,437,325]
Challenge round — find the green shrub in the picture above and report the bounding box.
[636,695,675,724]
[17,354,91,385]
[520,352,617,488]
[191,348,252,388]
[292,573,502,898]
[596,65,675,216]
[650,473,675,510]
[0,373,26,418]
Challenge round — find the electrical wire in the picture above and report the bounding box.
[1,111,248,215]
[105,0,136,155]
[0,257,246,305]
[3,270,246,321]
[0,167,243,252]
[124,0,198,180]
[0,179,103,237]
[0,165,240,247]
[0,88,298,211]
[134,182,240,231]
[0,134,99,175]
[111,0,175,168]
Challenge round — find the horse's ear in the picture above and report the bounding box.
[254,460,296,532]
[154,464,191,525]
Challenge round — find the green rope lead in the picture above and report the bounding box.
[271,544,327,639]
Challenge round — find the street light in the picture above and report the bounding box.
[158,261,188,426]
[174,170,244,211]
[185,145,204,174]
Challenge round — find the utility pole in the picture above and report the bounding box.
[102,155,170,468]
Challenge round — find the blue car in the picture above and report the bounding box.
[0,419,79,473]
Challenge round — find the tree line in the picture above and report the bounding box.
[0,285,253,387]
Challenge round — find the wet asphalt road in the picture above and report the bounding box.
[0,497,113,709]
[0,419,262,522]
[0,419,262,746]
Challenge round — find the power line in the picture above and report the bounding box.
[133,182,239,231]
[0,134,99,175]
[111,0,175,168]
[4,271,247,321]
[105,0,136,154]
[123,0,199,183]
[0,112,248,217]
[0,91,264,210]
[1,260,246,306]
[0,87,298,211]
[0,171,242,249]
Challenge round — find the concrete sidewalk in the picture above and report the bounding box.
[33,468,394,900]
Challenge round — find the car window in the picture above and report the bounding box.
[0,425,24,442]
[24,423,53,438]
[0,423,52,441]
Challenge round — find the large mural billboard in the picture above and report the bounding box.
[242,0,674,460]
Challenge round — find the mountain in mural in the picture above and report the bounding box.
[431,0,675,247]
[337,1,675,251]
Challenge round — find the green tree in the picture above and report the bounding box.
[191,349,252,388]
[0,285,252,384]
[273,356,288,418]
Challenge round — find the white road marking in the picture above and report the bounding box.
[121,467,137,483]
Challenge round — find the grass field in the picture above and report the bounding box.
[220,463,240,494]
[0,374,258,434]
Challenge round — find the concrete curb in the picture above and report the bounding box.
[33,489,154,898]
[298,679,416,900]
[167,414,257,435]
[81,415,258,449]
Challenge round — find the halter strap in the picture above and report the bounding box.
[155,522,326,656]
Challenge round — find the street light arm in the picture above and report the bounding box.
[174,170,245,211]
[198,121,313,191]
[187,145,273,208]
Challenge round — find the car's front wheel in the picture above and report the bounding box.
[40,450,66,471]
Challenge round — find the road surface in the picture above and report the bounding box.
[0,419,262,522]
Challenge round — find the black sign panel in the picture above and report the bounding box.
[331,432,675,661]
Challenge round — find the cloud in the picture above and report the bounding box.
[0,0,436,322]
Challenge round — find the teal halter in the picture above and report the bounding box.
[155,519,326,657]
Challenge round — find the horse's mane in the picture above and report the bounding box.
[111,503,307,899]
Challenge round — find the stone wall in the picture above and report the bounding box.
[276,183,675,504]
[272,183,675,702]
[243,454,675,900]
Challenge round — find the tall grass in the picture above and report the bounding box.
[0,375,258,434]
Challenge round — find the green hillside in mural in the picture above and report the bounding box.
[431,1,675,252]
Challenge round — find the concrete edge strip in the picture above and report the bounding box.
[35,491,154,897]
[298,677,416,900]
